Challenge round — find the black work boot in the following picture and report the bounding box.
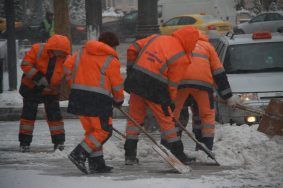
[124,139,139,165]
[88,156,113,173]
[54,143,65,151]
[19,134,32,152]
[193,128,203,151]
[160,139,171,150]
[20,143,30,153]
[201,137,214,151]
[170,141,195,165]
[52,134,65,151]
[68,144,89,174]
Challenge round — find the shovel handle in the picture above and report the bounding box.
[116,107,159,145]
[174,118,220,165]
[235,103,264,116]
[112,127,126,139]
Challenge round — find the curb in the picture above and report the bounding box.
[0,106,129,121]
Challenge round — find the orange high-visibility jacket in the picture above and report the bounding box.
[125,26,199,105]
[20,35,71,97]
[179,33,232,99]
[126,35,155,72]
[64,40,124,117]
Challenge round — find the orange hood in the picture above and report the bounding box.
[172,26,199,53]
[46,34,71,55]
[85,40,118,58]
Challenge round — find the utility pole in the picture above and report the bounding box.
[136,0,160,39]
[85,0,102,40]
[53,0,71,39]
[5,0,17,90]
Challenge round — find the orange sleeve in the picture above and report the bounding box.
[63,52,77,87]
[127,36,150,71]
[21,44,42,81]
[106,58,125,103]
[127,44,139,69]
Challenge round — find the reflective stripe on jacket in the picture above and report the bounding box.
[64,40,124,116]
[179,33,232,99]
[20,35,71,97]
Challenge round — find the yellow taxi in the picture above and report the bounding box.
[160,14,232,36]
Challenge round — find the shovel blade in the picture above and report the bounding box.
[152,144,191,174]
[258,99,283,136]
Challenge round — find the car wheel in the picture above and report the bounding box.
[277,27,283,33]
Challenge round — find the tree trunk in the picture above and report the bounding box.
[53,0,71,40]
[53,0,71,101]
[136,0,160,39]
[85,0,102,40]
[5,0,17,90]
[261,0,274,11]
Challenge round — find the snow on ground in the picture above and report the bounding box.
[102,7,124,17]
[0,119,282,188]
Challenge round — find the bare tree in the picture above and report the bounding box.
[261,0,275,11]
[235,0,246,10]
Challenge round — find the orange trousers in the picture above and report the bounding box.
[126,93,180,143]
[173,88,215,138]
[79,116,112,157]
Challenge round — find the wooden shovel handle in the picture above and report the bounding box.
[116,107,159,145]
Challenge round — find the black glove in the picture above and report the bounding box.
[113,100,124,108]
[169,103,175,111]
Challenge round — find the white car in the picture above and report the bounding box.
[215,32,283,125]
[234,11,283,34]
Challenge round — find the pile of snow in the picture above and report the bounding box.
[214,124,282,185]
[102,7,124,17]
[0,119,282,187]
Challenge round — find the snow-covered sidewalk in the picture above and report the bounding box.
[0,119,282,188]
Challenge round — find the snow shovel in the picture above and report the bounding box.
[116,107,191,174]
[235,99,283,136]
[173,118,220,166]
[112,127,127,140]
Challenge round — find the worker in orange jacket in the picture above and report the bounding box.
[124,26,199,165]
[64,32,124,174]
[173,31,241,151]
[19,34,71,152]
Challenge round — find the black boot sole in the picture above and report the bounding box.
[68,154,89,174]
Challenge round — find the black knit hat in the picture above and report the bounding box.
[98,32,119,47]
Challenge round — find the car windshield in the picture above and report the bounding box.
[224,42,283,74]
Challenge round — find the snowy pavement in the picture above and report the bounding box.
[0,119,282,188]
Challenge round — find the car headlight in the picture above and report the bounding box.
[239,93,258,101]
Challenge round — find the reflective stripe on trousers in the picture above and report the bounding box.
[126,93,180,143]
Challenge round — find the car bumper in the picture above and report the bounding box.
[217,101,268,125]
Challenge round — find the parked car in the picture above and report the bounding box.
[215,32,283,125]
[0,17,23,33]
[102,10,138,40]
[234,11,283,34]
[236,10,253,25]
[160,14,232,42]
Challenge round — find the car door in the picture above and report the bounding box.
[121,11,138,37]
[245,13,267,33]
[264,13,283,32]
[160,17,182,35]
